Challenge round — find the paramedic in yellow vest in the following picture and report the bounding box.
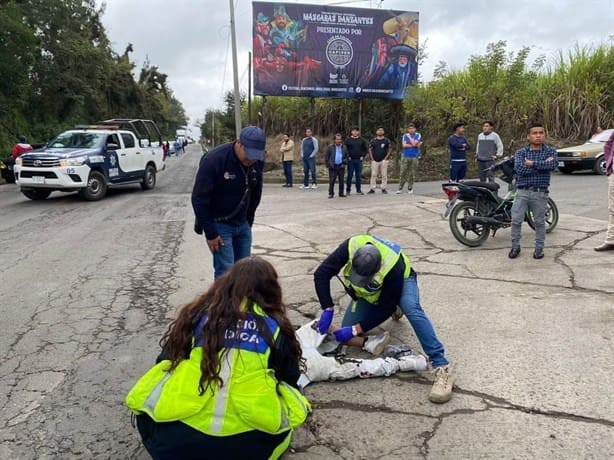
[313,235,453,404]
[126,257,309,460]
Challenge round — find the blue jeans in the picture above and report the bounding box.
[341,273,448,367]
[450,160,467,181]
[212,221,252,279]
[346,159,363,192]
[282,160,293,186]
[302,157,316,186]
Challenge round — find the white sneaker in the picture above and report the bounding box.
[395,190,403,194]
[362,331,390,356]
[398,354,428,371]
[429,365,454,403]
[408,189,414,195]
[299,185,307,189]
[310,184,318,189]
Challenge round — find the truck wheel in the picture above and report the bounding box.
[22,189,52,200]
[140,164,156,190]
[79,171,107,201]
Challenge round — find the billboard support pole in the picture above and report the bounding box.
[229,0,242,136]
[248,52,252,126]
[309,97,315,129]
[358,99,363,132]
[261,96,267,130]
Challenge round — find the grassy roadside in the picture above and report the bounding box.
[263,147,478,184]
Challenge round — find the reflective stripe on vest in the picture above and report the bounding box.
[343,235,411,303]
[209,348,235,434]
[143,372,172,415]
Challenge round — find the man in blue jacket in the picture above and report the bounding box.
[448,122,471,181]
[192,126,265,278]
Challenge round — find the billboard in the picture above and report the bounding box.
[253,2,419,100]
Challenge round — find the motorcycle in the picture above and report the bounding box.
[442,156,559,247]
[0,155,16,183]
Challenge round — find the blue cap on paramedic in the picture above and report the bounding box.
[239,126,266,161]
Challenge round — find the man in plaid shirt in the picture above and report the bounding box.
[509,123,558,260]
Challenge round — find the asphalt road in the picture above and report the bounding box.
[0,148,200,459]
[0,146,612,459]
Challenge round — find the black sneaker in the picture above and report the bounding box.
[382,189,388,194]
[533,248,544,259]
[508,247,521,259]
[328,195,334,199]
[346,190,351,196]
[339,194,347,197]
[357,191,364,195]
[367,190,375,194]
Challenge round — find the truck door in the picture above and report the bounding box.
[105,133,131,180]
[120,132,143,176]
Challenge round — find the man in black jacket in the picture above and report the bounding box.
[344,127,368,195]
[325,133,350,199]
[192,126,265,278]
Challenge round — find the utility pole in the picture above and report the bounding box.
[211,112,215,147]
[248,51,252,125]
[229,0,242,137]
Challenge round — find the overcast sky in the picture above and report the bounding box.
[99,0,614,133]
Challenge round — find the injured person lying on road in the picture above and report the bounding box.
[295,320,428,389]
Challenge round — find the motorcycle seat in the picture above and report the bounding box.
[462,181,500,191]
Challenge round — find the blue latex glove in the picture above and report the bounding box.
[316,308,334,334]
[333,326,356,343]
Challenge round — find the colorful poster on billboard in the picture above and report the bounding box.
[253,2,419,100]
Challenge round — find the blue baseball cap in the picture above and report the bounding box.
[239,126,266,161]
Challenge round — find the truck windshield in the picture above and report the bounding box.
[48,132,106,149]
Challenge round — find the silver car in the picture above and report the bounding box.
[557,128,613,175]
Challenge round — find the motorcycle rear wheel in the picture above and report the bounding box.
[449,201,491,247]
[526,197,559,233]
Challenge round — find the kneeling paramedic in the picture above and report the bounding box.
[126,257,310,459]
[313,235,454,403]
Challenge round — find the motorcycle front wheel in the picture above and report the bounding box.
[449,201,491,247]
[526,197,559,233]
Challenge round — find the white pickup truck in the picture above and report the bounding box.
[14,119,165,201]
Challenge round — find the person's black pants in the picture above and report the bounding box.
[136,414,289,460]
[328,165,345,197]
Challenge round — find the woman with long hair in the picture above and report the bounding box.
[126,256,309,460]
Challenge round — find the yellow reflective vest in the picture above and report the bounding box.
[342,235,411,303]
[126,303,310,436]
